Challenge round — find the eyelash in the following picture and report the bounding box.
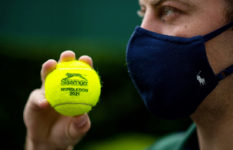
[158,6,181,21]
[138,5,182,22]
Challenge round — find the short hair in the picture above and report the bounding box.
[225,0,233,22]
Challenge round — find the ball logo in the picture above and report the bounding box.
[60,73,89,96]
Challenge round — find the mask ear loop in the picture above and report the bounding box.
[203,21,233,42]
[216,65,233,81]
[202,21,233,81]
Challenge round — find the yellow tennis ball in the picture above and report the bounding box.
[45,60,101,116]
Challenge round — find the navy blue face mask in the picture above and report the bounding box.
[126,22,233,119]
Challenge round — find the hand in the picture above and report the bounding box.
[23,50,92,150]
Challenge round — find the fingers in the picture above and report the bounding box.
[41,51,93,85]
[78,55,93,68]
[59,50,93,68]
[66,114,91,143]
[23,89,52,127]
[59,50,76,62]
[41,50,76,84]
[41,59,57,83]
[27,89,49,111]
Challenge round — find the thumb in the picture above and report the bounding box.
[66,114,91,143]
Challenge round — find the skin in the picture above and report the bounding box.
[24,0,233,149]
[139,0,233,150]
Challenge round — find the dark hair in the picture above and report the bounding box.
[225,0,233,22]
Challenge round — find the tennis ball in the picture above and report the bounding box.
[45,60,101,116]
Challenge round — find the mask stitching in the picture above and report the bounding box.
[135,26,202,44]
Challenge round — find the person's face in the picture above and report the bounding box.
[138,0,233,117]
[138,0,233,75]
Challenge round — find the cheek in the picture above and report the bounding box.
[205,32,233,75]
[166,23,202,38]
[205,39,220,74]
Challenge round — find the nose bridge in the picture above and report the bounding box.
[140,8,162,33]
[141,8,153,28]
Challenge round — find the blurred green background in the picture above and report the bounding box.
[0,0,191,149]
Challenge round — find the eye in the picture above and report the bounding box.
[158,6,182,22]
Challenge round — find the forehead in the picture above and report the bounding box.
[139,0,160,5]
[139,0,195,6]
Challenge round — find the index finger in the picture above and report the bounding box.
[41,59,57,85]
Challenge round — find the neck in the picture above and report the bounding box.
[191,76,233,150]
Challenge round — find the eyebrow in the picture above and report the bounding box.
[140,0,195,8]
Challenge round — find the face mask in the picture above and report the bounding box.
[126,22,233,119]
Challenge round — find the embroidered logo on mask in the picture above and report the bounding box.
[196,71,206,86]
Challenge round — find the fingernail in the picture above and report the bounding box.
[74,116,88,128]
